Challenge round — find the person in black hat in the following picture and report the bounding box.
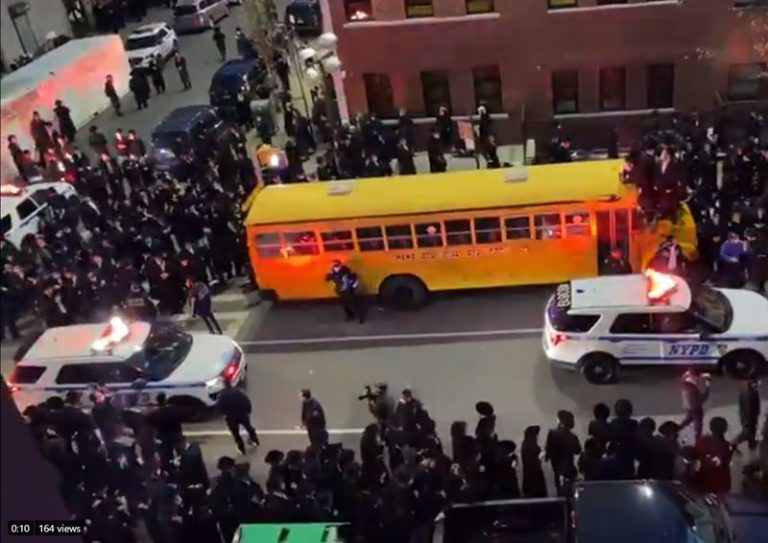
[474,401,497,453]
[217,378,259,455]
[732,378,761,452]
[652,421,680,480]
[545,410,581,496]
[521,425,547,497]
[300,388,327,447]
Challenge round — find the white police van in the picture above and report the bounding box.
[1,182,77,247]
[543,270,768,384]
[8,317,246,420]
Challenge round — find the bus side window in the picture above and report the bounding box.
[504,216,531,240]
[565,212,590,236]
[445,219,472,246]
[355,226,385,252]
[284,231,319,256]
[385,225,414,250]
[255,233,282,258]
[321,230,354,252]
[631,208,645,232]
[415,222,443,248]
[534,213,562,240]
[474,217,501,244]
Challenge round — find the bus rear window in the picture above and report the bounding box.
[10,365,46,384]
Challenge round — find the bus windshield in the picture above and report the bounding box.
[689,286,733,334]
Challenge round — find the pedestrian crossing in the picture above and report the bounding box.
[172,287,259,337]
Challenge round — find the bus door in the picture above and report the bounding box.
[596,209,631,275]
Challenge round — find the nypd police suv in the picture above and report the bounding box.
[543,270,768,384]
[8,317,246,419]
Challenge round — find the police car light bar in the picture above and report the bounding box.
[92,317,130,351]
[645,269,677,301]
[0,184,23,196]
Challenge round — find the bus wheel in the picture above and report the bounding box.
[580,353,618,384]
[379,275,428,310]
[722,351,765,379]
[169,396,210,423]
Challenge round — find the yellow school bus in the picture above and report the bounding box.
[244,160,697,308]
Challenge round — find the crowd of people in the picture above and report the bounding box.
[2,103,254,340]
[19,374,767,542]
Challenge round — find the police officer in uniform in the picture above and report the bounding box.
[325,260,364,323]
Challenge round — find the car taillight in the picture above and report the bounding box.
[550,332,568,347]
[197,15,205,25]
[8,383,20,394]
[221,362,238,380]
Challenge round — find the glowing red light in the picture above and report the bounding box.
[645,269,677,301]
[92,317,130,351]
[550,332,568,346]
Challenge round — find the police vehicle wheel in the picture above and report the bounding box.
[169,396,209,422]
[580,353,618,384]
[722,351,765,380]
[379,275,428,310]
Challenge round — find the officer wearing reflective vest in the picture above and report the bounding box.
[325,260,365,323]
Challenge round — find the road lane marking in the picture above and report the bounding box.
[239,328,544,346]
[185,428,365,437]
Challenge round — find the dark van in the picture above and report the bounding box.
[208,59,268,116]
[285,0,322,37]
[150,105,231,175]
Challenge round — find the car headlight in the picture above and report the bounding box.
[205,376,224,389]
[288,14,296,23]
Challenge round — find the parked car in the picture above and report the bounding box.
[208,58,269,116]
[173,0,229,34]
[125,22,178,69]
[284,0,322,37]
[150,105,232,175]
[1,182,81,248]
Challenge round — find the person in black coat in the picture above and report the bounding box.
[129,69,150,109]
[609,398,639,478]
[190,280,223,335]
[396,138,416,175]
[217,378,259,455]
[174,52,192,90]
[149,55,166,94]
[300,388,327,446]
[7,135,24,176]
[427,130,447,173]
[521,425,547,497]
[145,392,184,466]
[213,26,227,62]
[732,378,761,451]
[587,402,611,451]
[397,108,415,146]
[104,74,122,116]
[29,111,53,163]
[53,100,77,142]
[545,410,581,496]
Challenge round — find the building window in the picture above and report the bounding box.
[343,0,373,21]
[727,63,768,102]
[548,0,577,8]
[466,0,495,14]
[647,64,675,109]
[552,70,579,114]
[599,67,626,111]
[421,70,452,117]
[473,65,503,113]
[363,73,396,118]
[405,0,434,18]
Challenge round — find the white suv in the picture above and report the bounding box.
[125,23,178,69]
[543,271,768,384]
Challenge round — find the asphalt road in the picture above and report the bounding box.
[191,288,765,487]
[81,0,297,142]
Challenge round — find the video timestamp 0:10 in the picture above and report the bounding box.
[8,520,86,537]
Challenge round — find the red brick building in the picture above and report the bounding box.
[324,0,767,149]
